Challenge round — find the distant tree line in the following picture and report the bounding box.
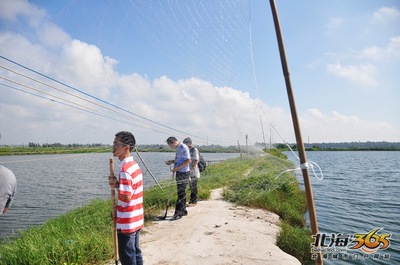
[28,142,104,148]
[17,141,400,152]
[22,143,240,153]
[275,141,400,151]
[137,144,240,153]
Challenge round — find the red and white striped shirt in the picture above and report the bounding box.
[117,156,144,233]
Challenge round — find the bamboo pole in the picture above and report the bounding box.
[268,1,322,264]
[109,157,119,265]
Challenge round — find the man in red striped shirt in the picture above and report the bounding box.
[110,131,144,265]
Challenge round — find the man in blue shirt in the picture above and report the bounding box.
[165,136,191,220]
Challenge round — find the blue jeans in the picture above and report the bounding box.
[118,230,143,265]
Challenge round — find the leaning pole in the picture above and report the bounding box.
[268,1,323,264]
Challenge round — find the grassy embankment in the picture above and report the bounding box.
[0,146,111,156]
[0,145,240,156]
[0,151,312,265]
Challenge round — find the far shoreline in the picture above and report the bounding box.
[1,141,399,156]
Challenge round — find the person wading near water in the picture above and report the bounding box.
[183,137,200,206]
[165,136,191,221]
[0,165,16,215]
[109,131,144,265]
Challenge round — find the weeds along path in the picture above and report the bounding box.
[131,188,300,265]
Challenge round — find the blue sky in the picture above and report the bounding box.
[0,0,399,146]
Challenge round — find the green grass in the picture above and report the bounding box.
[277,221,313,265]
[0,200,113,265]
[0,146,111,156]
[214,155,312,264]
[144,154,312,263]
[0,152,312,264]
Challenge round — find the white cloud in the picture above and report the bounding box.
[38,23,70,48]
[56,40,120,98]
[357,36,400,60]
[323,16,345,38]
[1,0,399,145]
[359,46,385,60]
[2,36,399,144]
[301,109,400,142]
[387,36,400,57]
[326,16,344,30]
[322,5,400,91]
[0,18,292,145]
[372,6,400,21]
[326,62,378,86]
[0,0,46,28]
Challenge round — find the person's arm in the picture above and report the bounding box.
[173,158,191,172]
[191,160,198,171]
[2,195,14,214]
[191,148,199,171]
[117,172,132,208]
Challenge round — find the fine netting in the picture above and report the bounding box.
[1,0,291,146]
[0,2,323,264]
[142,151,310,227]
[53,0,267,100]
[129,1,254,92]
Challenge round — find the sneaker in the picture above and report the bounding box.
[187,203,197,207]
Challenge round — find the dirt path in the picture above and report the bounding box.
[136,188,301,265]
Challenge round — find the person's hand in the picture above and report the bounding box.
[109,176,118,187]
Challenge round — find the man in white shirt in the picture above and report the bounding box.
[0,165,17,214]
[183,137,200,206]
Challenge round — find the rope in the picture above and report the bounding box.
[0,82,163,133]
[134,147,163,190]
[276,159,324,181]
[0,56,213,143]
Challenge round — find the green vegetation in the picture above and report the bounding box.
[276,141,400,151]
[0,144,240,156]
[0,146,111,156]
[0,152,312,264]
[263,147,288,159]
[138,144,241,153]
[212,155,312,264]
[3,140,398,156]
[146,152,312,264]
[0,200,113,265]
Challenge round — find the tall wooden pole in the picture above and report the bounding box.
[109,158,119,265]
[268,1,322,264]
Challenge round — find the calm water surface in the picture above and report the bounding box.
[1,151,398,265]
[286,151,399,265]
[0,152,239,239]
